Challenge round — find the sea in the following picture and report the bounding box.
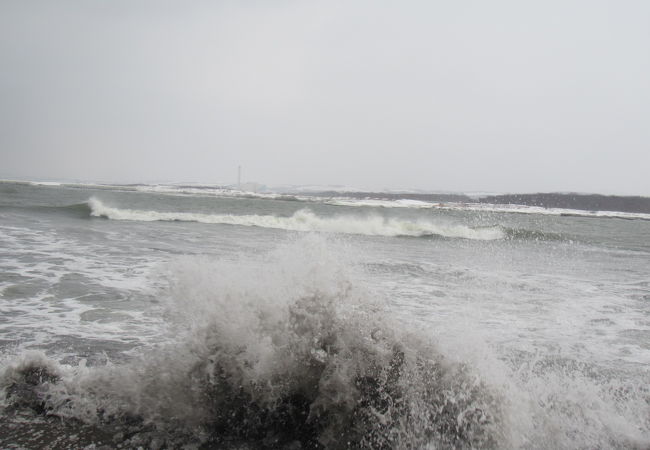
[0,180,649,449]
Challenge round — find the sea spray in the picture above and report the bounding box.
[1,236,507,448]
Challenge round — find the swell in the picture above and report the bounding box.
[87,197,505,240]
[0,203,92,219]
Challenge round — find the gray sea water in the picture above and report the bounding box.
[1,181,649,449]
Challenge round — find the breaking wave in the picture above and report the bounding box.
[87,197,505,240]
[0,237,508,448]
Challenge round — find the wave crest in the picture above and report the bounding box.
[87,197,504,240]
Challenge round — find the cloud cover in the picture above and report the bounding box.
[1,0,649,195]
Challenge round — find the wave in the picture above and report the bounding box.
[327,198,650,220]
[0,202,93,219]
[7,198,573,243]
[327,198,436,209]
[51,202,93,217]
[87,198,505,240]
[0,237,507,448]
[472,204,650,221]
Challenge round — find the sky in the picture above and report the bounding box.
[1,1,649,195]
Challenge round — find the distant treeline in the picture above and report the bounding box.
[309,191,650,214]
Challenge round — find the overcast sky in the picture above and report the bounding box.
[1,1,649,195]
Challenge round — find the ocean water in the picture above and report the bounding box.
[0,181,649,449]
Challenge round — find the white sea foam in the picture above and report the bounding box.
[27,181,63,186]
[0,224,165,350]
[326,198,434,209]
[87,197,504,240]
[457,202,650,220]
[327,197,650,220]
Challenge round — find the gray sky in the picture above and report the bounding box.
[1,1,649,195]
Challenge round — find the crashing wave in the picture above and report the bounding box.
[0,237,507,449]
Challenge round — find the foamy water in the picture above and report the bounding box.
[1,181,649,449]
